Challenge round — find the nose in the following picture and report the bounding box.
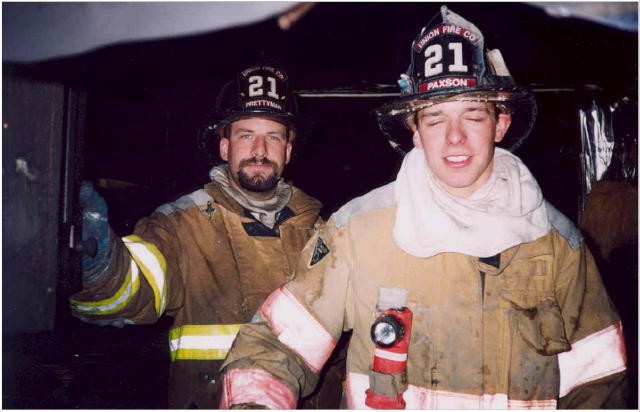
[251,135,267,158]
[446,121,466,145]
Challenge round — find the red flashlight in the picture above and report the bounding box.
[365,306,413,409]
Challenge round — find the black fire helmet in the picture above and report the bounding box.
[375,6,537,155]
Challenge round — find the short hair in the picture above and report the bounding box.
[219,118,294,143]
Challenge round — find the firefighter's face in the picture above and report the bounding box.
[412,100,511,198]
[220,117,292,200]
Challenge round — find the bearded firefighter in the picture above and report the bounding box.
[69,61,345,408]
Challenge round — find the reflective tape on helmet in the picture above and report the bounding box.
[558,321,627,397]
[220,368,297,409]
[345,372,557,409]
[70,260,140,315]
[259,286,336,373]
[169,324,243,361]
[123,235,167,316]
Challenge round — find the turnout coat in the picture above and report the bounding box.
[70,178,322,408]
[220,181,628,409]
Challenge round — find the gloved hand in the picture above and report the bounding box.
[78,181,112,281]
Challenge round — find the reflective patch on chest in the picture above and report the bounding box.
[309,236,330,267]
[200,201,216,220]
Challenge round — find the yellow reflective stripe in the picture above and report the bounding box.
[171,348,230,361]
[123,235,167,316]
[70,261,140,315]
[169,324,243,361]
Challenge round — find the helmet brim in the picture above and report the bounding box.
[375,88,537,153]
[211,110,313,141]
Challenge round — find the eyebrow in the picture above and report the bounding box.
[234,126,283,133]
[233,127,254,134]
[233,127,285,137]
[464,106,492,114]
[422,105,492,117]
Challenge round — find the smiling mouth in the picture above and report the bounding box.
[445,155,470,163]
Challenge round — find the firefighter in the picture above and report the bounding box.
[219,7,628,409]
[69,62,344,408]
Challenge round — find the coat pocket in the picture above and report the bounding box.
[501,291,571,355]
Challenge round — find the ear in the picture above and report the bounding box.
[284,142,293,164]
[219,138,229,161]
[412,130,423,148]
[494,113,512,143]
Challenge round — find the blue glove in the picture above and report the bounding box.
[79,181,112,278]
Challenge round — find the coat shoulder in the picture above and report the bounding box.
[154,189,213,216]
[545,201,583,251]
[333,182,396,228]
[289,185,323,215]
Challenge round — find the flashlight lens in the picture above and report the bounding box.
[371,314,405,348]
[373,322,397,345]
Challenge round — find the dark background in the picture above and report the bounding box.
[3,2,638,408]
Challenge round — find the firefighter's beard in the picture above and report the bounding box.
[236,158,280,193]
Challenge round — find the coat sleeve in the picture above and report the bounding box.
[218,217,353,409]
[552,230,628,408]
[69,212,185,327]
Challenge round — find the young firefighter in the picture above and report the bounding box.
[69,62,344,408]
[218,7,628,409]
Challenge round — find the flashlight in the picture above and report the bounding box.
[365,306,413,409]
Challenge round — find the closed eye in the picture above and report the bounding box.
[420,113,445,127]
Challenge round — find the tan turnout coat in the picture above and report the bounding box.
[221,181,627,409]
[70,179,322,408]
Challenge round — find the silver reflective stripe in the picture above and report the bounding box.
[154,189,213,215]
[345,372,558,409]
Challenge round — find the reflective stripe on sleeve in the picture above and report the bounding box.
[345,372,557,409]
[558,321,627,397]
[122,235,167,316]
[70,260,140,315]
[169,324,243,361]
[259,286,336,373]
[220,368,297,409]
